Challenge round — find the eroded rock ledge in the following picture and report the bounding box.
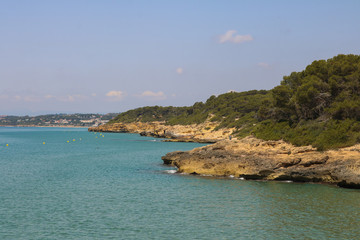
[162,136,360,189]
[88,121,234,143]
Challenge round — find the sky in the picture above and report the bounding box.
[1,0,360,115]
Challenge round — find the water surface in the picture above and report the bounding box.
[0,127,359,239]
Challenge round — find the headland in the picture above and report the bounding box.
[89,54,360,189]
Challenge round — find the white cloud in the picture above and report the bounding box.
[91,93,97,97]
[14,95,22,101]
[141,91,165,97]
[44,94,55,99]
[23,95,41,102]
[219,30,253,44]
[138,90,166,100]
[57,94,87,102]
[258,62,271,69]
[57,95,75,102]
[106,90,126,101]
[176,67,183,74]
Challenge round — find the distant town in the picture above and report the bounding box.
[0,113,118,127]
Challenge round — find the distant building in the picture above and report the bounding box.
[80,119,95,123]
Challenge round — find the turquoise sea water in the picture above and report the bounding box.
[0,127,360,239]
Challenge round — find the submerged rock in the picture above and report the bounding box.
[161,136,360,189]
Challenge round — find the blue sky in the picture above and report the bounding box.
[1,0,360,115]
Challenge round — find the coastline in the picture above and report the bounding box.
[88,121,234,143]
[90,122,360,189]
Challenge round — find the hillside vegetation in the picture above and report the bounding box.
[109,54,360,150]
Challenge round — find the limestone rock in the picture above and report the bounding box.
[162,136,360,189]
[89,121,234,143]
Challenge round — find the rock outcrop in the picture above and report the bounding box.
[162,136,360,189]
[89,121,234,143]
[90,122,360,189]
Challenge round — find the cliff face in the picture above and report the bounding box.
[88,121,235,143]
[162,136,360,189]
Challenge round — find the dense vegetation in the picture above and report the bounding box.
[255,54,360,150]
[108,106,190,123]
[110,54,360,150]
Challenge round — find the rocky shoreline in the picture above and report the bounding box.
[88,121,234,143]
[89,122,360,189]
[162,136,360,189]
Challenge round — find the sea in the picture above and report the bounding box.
[0,127,359,239]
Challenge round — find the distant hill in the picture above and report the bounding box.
[109,54,360,150]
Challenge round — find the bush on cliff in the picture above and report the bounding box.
[253,119,360,150]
